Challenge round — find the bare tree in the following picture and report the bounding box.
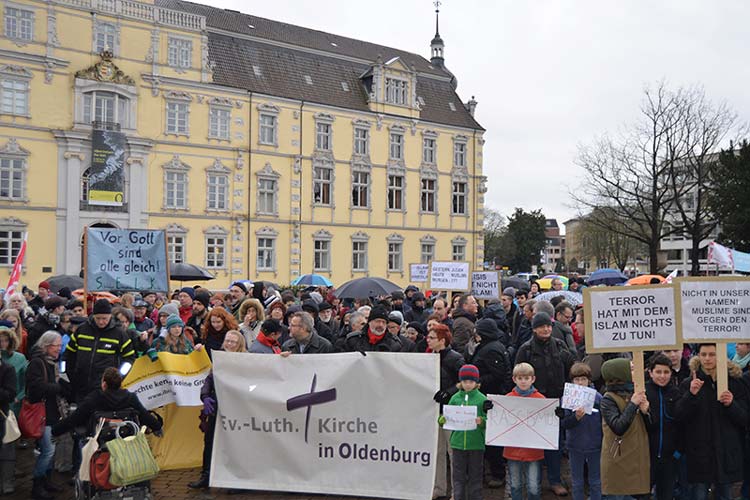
[579,209,646,272]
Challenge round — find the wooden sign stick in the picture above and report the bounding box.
[716,342,728,400]
[632,351,645,393]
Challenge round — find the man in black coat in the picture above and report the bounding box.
[404,292,429,324]
[675,344,748,500]
[466,317,512,489]
[515,312,576,496]
[343,306,402,353]
[282,311,333,354]
[301,300,333,343]
[28,296,67,349]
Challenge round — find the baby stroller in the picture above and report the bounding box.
[74,408,156,500]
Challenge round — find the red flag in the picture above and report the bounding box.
[5,232,27,296]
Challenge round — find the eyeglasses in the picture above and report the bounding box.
[426,335,438,340]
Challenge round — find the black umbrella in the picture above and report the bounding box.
[254,280,280,291]
[168,263,215,281]
[502,277,531,291]
[334,277,402,299]
[45,275,84,293]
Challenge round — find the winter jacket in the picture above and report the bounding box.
[25,348,63,425]
[551,322,578,357]
[394,333,416,352]
[675,358,748,484]
[600,390,651,495]
[185,313,207,338]
[342,328,402,353]
[515,336,575,399]
[671,357,691,387]
[502,387,546,461]
[481,303,510,346]
[133,316,155,333]
[1,350,26,415]
[28,313,65,351]
[561,391,603,453]
[645,379,680,465]
[240,321,261,346]
[505,303,523,344]
[52,387,161,436]
[151,335,194,354]
[249,332,281,354]
[405,306,429,324]
[0,360,16,424]
[451,310,476,354]
[313,317,333,343]
[65,317,136,401]
[445,388,487,451]
[466,324,511,396]
[439,348,465,392]
[283,331,334,354]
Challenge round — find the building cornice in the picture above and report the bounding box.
[0,48,70,69]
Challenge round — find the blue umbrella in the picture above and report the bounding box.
[291,274,333,287]
[588,268,628,286]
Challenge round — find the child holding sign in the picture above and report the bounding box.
[438,364,489,500]
[559,363,602,500]
[502,362,545,500]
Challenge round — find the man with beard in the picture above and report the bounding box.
[187,291,211,336]
[227,282,249,321]
[318,301,339,337]
[301,300,333,343]
[391,291,406,313]
[177,287,195,324]
[282,311,333,354]
[28,296,67,348]
[405,292,429,324]
[387,311,415,352]
[452,294,478,354]
[344,305,402,352]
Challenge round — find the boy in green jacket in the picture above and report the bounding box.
[438,364,490,500]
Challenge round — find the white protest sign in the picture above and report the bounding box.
[485,395,559,450]
[443,405,477,431]
[123,350,212,410]
[410,263,429,283]
[429,261,471,291]
[211,352,439,500]
[561,383,597,414]
[86,228,169,291]
[584,285,680,353]
[678,277,750,342]
[471,271,500,300]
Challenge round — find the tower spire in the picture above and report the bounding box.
[430,0,445,67]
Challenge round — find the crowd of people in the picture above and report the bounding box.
[0,277,746,500]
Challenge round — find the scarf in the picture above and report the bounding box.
[515,385,536,397]
[367,328,384,345]
[733,351,750,369]
[605,382,634,394]
[43,354,69,419]
[256,331,281,354]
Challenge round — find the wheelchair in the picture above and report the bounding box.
[73,408,156,500]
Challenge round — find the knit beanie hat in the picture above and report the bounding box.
[368,305,390,323]
[179,287,195,300]
[387,310,404,325]
[92,299,112,315]
[261,319,283,334]
[502,287,516,298]
[601,358,632,384]
[194,291,210,308]
[159,302,179,318]
[44,296,66,311]
[38,281,51,291]
[459,364,480,382]
[531,312,552,329]
[166,314,184,330]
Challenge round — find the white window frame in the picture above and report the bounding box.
[206,160,230,212]
[313,161,333,206]
[93,21,119,55]
[208,105,231,140]
[452,243,466,261]
[316,122,332,151]
[353,127,369,156]
[162,155,190,210]
[420,177,436,213]
[351,169,370,209]
[166,224,187,264]
[313,230,333,272]
[255,162,280,216]
[1,78,29,117]
[0,138,29,202]
[420,242,435,264]
[75,80,137,130]
[83,90,130,125]
[385,77,408,105]
[422,137,436,164]
[204,226,228,269]
[452,181,468,215]
[259,113,277,145]
[351,233,369,273]
[256,237,275,271]
[165,100,189,136]
[454,141,467,168]
[0,219,26,266]
[387,234,404,273]
[389,132,404,161]
[4,7,34,42]
[387,173,404,211]
[167,36,192,70]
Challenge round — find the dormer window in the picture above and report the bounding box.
[385,78,408,105]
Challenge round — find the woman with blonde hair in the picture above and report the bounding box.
[151,315,202,354]
[0,309,27,355]
[238,298,264,346]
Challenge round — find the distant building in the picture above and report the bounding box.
[542,219,565,274]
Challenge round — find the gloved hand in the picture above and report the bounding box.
[146,348,159,362]
[482,400,494,412]
[202,397,216,415]
[554,406,565,419]
[433,389,450,404]
[153,429,164,438]
[437,415,446,426]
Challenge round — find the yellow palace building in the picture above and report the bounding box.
[0,0,486,288]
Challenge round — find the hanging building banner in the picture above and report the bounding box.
[86,228,169,292]
[210,352,439,500]
[89,129,126,206]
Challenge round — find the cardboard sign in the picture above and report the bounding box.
[429,261,471,291]
[409,264,429,283]
[86,228,169,291]
[584,285,681,353]
[678,277,750,342]
[442,405,477,431]
[471,271,500,300]
[485,395,559,450]
[561,383,597,414]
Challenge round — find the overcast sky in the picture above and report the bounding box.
[200,0,750,232]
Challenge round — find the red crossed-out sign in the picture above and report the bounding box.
[485,395,559,450]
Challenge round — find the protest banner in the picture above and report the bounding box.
[584,285,681,391]
[123,350,211,470]
[409,263,429,283]
[429,261,471,291]
[561,383,598,414]
[211,352,439,500]
[677,276,750,397]
[85,228,169,291]
[443,405,477,431]
[471,271,500,300]
[485,395,559,450]
[89,129,126,206]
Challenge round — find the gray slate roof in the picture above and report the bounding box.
[155,0,483,131]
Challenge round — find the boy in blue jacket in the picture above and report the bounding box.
[645,353,680,500]
[559,362,602,500]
